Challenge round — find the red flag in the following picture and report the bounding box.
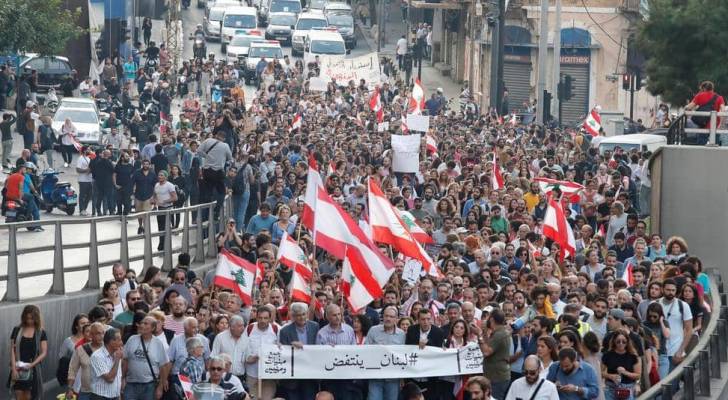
[213,250,257,306]
[178,375,195,400]
[288,113,302,133]
[255,260,266,285]
[425,134,438,158]
[623,261,635,287]
[491,154,504,190]
[277,231,312,281]
[369,88,384,123]
[302,157,323,230]
[543,196,576,262]
[408,79,426,114]
[583,108,602,136]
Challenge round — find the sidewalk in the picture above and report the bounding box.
[355,1,461,101]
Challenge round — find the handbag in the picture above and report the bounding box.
[615,386,632,400]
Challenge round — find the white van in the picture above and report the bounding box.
[291,11,328,56]
[303,29,346,65]
[221,6,258,53]
[597,133,667,155]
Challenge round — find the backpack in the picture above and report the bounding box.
[691,94,719,127]
[246,322,279,336]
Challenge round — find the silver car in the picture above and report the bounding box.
[52,106,102,145]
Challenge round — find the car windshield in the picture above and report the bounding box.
[209,9,225,20]
[231,35,264,47]
[249,47,283,58]
[310,0,326,9]
[270,14,297,26]
[327,14,352,28]
[270,1,301,13]
[296,18,327,30]
[599,143,640,155]
[60,100,95,110]
[223,14,257,28]
[311,40,345,54]
[54,109,98,125]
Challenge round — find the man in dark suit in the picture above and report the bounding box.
[405,308,446,400]
[278,302,319,400]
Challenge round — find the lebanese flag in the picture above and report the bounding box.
[369,88,384,123]
[302,157,323,230]
[399,210,434,244]
[312,186,394,312]
[328,160,337,176]
[533,177,585,203]
[290,264,313,303]
[426,134,438,158]
[213,250,257,306]
[277,231,312,281]
[178,375,195,400]
[255,260,266,285]
[543,195,576,262]
[491,154,504,190]
[401,115,409,134]
[289,113,302,133]
[368,178,439,277]
[622,261,635,287]
[583,108,602,136]
[408,79,426,114]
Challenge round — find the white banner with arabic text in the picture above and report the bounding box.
[258,344,483,380]
[319,53,381,86]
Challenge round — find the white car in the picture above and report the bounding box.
[225,30,265,63]
[204,6,227,40]
[221,6,259,53]
[52,105,102,145]
[303,29,346,65]
[265,12,297,45]
[291,11,328,56]
[308,0,327,10]
[245,41,284,83]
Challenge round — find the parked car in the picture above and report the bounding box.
[20,54,73,92]
[51,104,103,145]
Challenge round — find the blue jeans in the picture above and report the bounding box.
[232,191,250,232]
[124,381,156,400]
[77,392,92,400]
[658,353,670,379]
[605,382,635,400]
[367,379,399,400]
[22,193,41,224]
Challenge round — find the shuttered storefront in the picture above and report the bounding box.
[560,49,590,126]
[503,56,532,113]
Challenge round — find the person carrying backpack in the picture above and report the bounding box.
[685,80,725,145]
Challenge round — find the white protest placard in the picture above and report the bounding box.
[309,77,328,92]
[406,114,430,132]
[259,344,484,380]
[319,52,381,86]
[391,134,421,173]
[402,258,423,284]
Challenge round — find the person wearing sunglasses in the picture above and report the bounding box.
[202,356,248,400]
[641,302,670,380]
[601,331,641,400]
[504,355,559,400]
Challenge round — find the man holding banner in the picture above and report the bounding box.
[365,306,406,400]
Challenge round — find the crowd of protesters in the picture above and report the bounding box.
[2,26,716,400]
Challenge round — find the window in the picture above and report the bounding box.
[296,18,327,30]
[224,14,257,29]
[310,40,345,55]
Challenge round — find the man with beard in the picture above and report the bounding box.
[523,182,542,213]
[505,355,559,399]
[467,376,495,400]
[409,197,432,222]
[164,297,188,335]
[421,185,438,215]
[585,297,608,341]
[132,159,157,233]
[659,278,693,373]
[122,316,171,400]
[546,348,599,400]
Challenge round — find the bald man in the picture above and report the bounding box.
[315,391,334,400]
[504,355,559,400]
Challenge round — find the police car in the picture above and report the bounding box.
[244,41,284,84]
[225,30,265,63]
[291,11,328,57]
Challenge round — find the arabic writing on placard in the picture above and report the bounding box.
[324,351,419,371]
[262,348,289,376]
[319,52,381,86]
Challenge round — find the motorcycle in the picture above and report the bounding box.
[1,188,31,223]
[144,57,159,75]
[193,38,207,60]
[40,169,78,215]
[143,99,161,127]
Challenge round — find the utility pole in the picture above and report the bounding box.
[377,0,385,52]
[551,0,561,123]
[535,0,549,124]
[488,0,505,112]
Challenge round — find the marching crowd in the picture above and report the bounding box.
[2,29,714,400]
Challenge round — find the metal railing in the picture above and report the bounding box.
[0,197,232,302]
[639,270,725,399]
[667,111,728,145]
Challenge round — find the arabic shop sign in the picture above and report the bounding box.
[319,52,381,86]
[259,344,484,380]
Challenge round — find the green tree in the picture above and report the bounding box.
[0,0,83,55]
[637,0,728,105]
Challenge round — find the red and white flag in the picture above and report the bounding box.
[327,160,337,176]
[289,113,302,133]
[178,375,195,400]
[491,154,504,190]
[399,210,434,244]
[368,178,439,277]
[255,260,266,285]
[302,157,324,230]
[277,231,312,281]
[401,115,409,134]
[425,134,438,158]
[290,263,313,303]
[533,177,585,203]
[312,185,394,312]
[527,240,542,260]
[454,376,469,400]
[583,108,602,136]
[623,260,635,287]
[543,195,576,262]
[369,87,384,123]
[408,79,426,114]
[213,250,257,306]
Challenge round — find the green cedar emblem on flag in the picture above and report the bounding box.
[233,268,246,287]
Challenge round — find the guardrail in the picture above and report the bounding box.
[639,270,725,399]
[667,111,728,145]
[0,197,232,302]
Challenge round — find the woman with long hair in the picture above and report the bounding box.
[602,331,642,400]
[680,283,705,334]
[581,331,605,400]
[352,314,372,345]
[665,236,688,264]
[270,205,295,245]
[58,313,89,366]
[10,305,48,400]
[536,336,558,379]
[207,314,229,346]
[442,319,474,397]
[59,118,78,167]
[100,280,125,318]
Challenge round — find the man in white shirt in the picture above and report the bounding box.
[660,278,693,373]
[211,315,249,379]
[90,328,123,399]
[505,355,559,400]
[76,146,93,215]
[396,35,408,69]
[244,305,280,400]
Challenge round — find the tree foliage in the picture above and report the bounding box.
[637,0,728,106]
[0,0,83,55]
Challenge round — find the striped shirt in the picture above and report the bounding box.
[90,346,122,398]
[316,323,356,346]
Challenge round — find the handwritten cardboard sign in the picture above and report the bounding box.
[319,52,381,86]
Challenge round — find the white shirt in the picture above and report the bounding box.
[90,346,122,398]
[211,330,249,376]
[660,297,693,356]
[76,155,93,183]
[396,38,408,55]
[505,376,560,400]
[154,181,176,207]
[244,322,280,378]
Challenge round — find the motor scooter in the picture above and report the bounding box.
[40,169,78,215]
